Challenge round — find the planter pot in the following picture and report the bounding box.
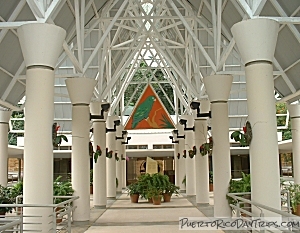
[16,207,23,215]
[152,195,162,205]
[296,204,300,216]
[148,198,153,203]
[56,207,64,224]
[0,211,6,217]
[209,183,213,192]
[90,185,93,194]
[130,194,139,203]
[163,193,171,202]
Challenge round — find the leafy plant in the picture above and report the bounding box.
[93,145,102,163]
[200,137,213,156]
[188,146,196,158]
[164,182,179,195]
[230,121,252,147]
[53,176,74,204]
[116,178,119,188]
[183,150,186,158]
[106,148,113,158]
[177,153,180,159]
[227,172,251,209]
[182,175,186,187]
[0,185,14,214]
[11,181,23,204]
[287,183,300,212]
[209,171,213,184]
[52,123,68,147]
[126,182,140,196]
[115,153,119,161]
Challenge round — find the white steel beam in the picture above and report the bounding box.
[83,0,129,74]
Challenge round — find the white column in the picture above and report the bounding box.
[90,102,107,208]
[0,109,11,187]
[181,115,196,196]
[194,100,210,205]
[288,104,300,184]
[204,75,233,217]
[106,116,119,199]
[116,125,123,193]
[232,18,281,215]
[177,123,186,192]
[66,78,96,222]
[17,23,66,232]
[174,142,180,186]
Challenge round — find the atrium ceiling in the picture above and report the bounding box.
[0,0,299,131]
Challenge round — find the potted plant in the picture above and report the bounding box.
[227,172,251,214]
[10,181,23,214]
[0,185,14,215]
[163,182,179,202]
[188,146,196,158]
[287,183,300,215]
[126,182,140,203]
[137,173,152,201]
[53,176,74,223]
[146,185,163,205]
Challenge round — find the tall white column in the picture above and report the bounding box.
[0,109,11,187]
[181,115,196,196]
[204,75,233,217]
[174,142,180,186]
[194,100,210,205]
[177,123,186,192]
[288,104,300,184]
[106,116,119,199]
[90,102,107,208]
[66,78,96,222]
[232,18,281,215]
[17,23,66,232]
[116,125,124,193]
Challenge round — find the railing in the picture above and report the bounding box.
[0,196,78,233]
[227,192,300,232]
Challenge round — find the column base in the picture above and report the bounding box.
[72,220,90,225]
[107,197,116,200]
[94,205,106,209]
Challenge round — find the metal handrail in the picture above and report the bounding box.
[227,192,300,232]
[0,195,79,233]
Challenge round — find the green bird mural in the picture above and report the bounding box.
[132,96,156,128]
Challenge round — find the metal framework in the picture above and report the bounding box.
[0,0,299,129]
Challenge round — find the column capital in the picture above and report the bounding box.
[204,75,233,103]
[66,78,96,105]
[0,109,12,123]
[17,23,66,68]
[288,104,300,118]
[231,18,279,65]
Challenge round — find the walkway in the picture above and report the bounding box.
[71,192,223,233]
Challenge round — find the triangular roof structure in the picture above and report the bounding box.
[125,84,175,130]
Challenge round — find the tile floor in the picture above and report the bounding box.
[71,191,223,233]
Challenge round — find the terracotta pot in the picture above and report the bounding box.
[0,211,5,217]
[90,185,93,194]
[130,194,139,203]
[56,207,64,224]
[16,207,23,215]
[296,204,300,216]
[152,195,162,205]
[148,198,153,203]
[209,183,213,191]
[163,193,171,202]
